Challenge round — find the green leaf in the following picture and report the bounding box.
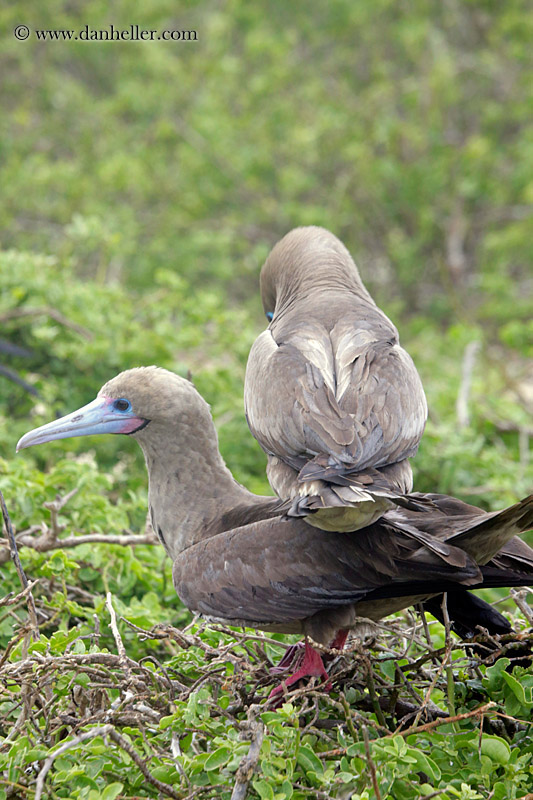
[151,766,179,783]
[296,745,324,775]
[479,736,511,765]
[101,783,124,800]
[204,746,231,771]
[253,779,275,800]
[502,671,533,708]
[280,779,293,799]
[23,748,48,764]
[408,749,441,781]
[159,714,178,730]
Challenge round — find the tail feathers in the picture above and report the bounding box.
[423,589,532,667]
[296,456,434,516]
[285,485,376,517]
[297,455,412,494]
[391,518,479,569]
[490,536,533,573]
[423,591,513,639]
[390,494,438,513]
[449,495,533,564]
[297,454,365,484]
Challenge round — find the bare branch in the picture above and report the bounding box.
[231,705,264,800]
[108,727,183,799]
[0,528,158,565]
[0,490,39,638]
[510,588,533,625]
[0,579,39,608]
[456,340,481,429]
[35,725,115,800]
[363,724,382,800]
[389,702,496,738]
[0,306,93,340]
[106,592,130,680]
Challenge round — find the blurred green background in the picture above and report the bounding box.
[1,0,532,519]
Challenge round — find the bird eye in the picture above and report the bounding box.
[266,311,273,322]
[113,398,131,412]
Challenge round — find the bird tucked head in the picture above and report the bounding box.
[16,367,207,452]
[259,226,367,320]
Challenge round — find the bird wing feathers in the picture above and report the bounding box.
[172,516,483,629]
[244,318,427,478]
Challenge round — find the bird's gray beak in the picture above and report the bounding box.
[16,396,146,452]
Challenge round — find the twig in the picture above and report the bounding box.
[106,593,131,680]
[181,787,228,800]
[0,491,39,638]
[456,340,480,429]
[0,580,39,608]
[0,364,39,396]
[0,307,93,339]
[43,488,79,536]
[181,786,228,800]
[291,786,336,800]
[35,725,115,800]
[416,604,441,666]
[0,529,158,565]
[510,589,533,625]
[441,594,457,720]
[231,706,264,800]
[362,724,382,800]
[108,728,183,799]
[339,692,359,740]
[364,658,388,729]
[389,702,496,738]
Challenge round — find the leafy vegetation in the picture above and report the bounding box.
[1,0,532,797]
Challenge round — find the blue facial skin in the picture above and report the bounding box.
[16,396,144,452]
[266,311,273,322]
[113,398,132,412]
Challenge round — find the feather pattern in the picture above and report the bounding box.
[244,227,428,530]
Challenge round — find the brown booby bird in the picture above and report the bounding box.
[17,368,533,695]
[244,226,428,531]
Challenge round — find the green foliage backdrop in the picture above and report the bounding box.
[0,1,532,798]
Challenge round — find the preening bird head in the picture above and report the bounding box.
[259,226,366,320]
[16,367,206,452]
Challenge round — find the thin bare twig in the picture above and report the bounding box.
[0,307,93,339]
[106,593,131,680]
[362,724,382,800]
[389,702,496,738]
[35,725,115,800]
[510,589,533,625]
[0,529,158,564]
[0,490,38,638]
[231,705,264,800]
[108,728,183,799]
[0,580,39,608]
[456,340,480,429]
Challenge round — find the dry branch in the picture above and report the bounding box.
[0,490,39,637]
[0,306,93,339]
[0,528,159,564]
[231,705,264,800]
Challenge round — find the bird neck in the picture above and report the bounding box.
[135,420,256,560]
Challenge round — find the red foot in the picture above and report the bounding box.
[268,630,350,703]
[268,641,331,702]
[270,642,305,674]
[329,629,349,652]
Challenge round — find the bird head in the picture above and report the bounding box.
[16,366,200,452]
[259,226,364,321]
